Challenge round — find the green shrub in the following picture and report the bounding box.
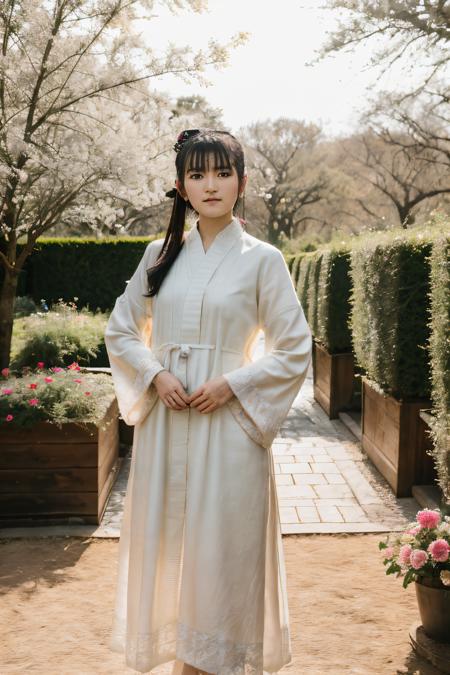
[349,221,447,399]
[294,247,353,353]
[427,233,450,504]
[13,295,38,318]
[11,236,157,312]
[10,299,108,372]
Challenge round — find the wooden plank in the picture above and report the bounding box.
[361,378,431,497]
[0,468,98,493]
[0,443,98,469]
[0,491,98,517]
[98,432,119,491]
[313,342,354,419]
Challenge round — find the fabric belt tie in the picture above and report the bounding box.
[156,341,242,369]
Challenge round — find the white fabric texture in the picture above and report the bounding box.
[104,215,312,674]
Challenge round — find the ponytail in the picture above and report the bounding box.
[145,128,246,298]
[144,189,187,297]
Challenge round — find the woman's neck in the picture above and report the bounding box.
[196,213,234,246]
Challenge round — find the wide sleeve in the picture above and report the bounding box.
[104,241,166,426]
[223,246,312,449]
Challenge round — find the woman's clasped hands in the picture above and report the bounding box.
[153,370,235,413]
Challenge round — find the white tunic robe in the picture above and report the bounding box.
[104,215,312,675]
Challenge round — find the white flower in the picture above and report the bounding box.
[440,571,450,587]
[400,534,417,545]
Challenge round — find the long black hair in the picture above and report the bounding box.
[144,129,246,298]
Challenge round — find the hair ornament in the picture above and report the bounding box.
[173,128,201,153]
[165,187,177,199]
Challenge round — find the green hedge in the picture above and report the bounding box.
[427,233,450,503]
[349,226,447,400]
[8,237,159,312]
[293,248,353,353]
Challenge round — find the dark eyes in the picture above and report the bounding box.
[189,171,231,179]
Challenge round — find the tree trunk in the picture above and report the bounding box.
[0,267,19,371]
[267,215,280,246]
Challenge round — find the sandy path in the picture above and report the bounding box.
[0,533,441,674]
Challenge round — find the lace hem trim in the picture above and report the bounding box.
[110,619,265,674]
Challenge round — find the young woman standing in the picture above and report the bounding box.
[104,129,312,675]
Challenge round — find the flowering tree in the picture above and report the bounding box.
[0,0,247,369]
[240,119,330,245]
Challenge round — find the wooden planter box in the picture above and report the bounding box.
[361,377,432,497]
[312,340,355,419]
[0,397,120,526]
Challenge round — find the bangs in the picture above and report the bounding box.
[185,141,233,174]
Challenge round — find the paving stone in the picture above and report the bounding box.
[310,462,341,474]
[313,484,355,499]
[338,505,370,522]
[275,474,294,485]
[277,484,317,499]
[273,454,299,463]
[292,473,327,485]
[296,506,321,523]
[292,454,313,463]
[279,507,299,523]
[316,503,344,522]
[278,498,315,508]
[324,473,346,484]
[279,463,312,474]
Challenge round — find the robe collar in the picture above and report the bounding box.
[184,215,243,256]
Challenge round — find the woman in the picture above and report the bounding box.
[104,129,312,675]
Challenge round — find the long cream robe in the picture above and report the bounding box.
[104,215,312,675]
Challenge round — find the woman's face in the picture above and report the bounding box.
[176,152,245,220]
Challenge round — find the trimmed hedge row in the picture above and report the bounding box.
[427,233,450,501]
[289,248,352,354]
[350,230,433,400]
[7,236,158,311]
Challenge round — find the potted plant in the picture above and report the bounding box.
[0,361,119,526]
[379,508,450,643]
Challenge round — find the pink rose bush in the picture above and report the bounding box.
[379,508,450,588]
[0,361,115,430]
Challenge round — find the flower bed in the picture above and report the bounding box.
[0,362,119,525]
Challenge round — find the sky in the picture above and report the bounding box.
[136,1,416,139]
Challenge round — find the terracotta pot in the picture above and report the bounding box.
[415,576,450,643]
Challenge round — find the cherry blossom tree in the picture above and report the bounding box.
[0,0,247,368]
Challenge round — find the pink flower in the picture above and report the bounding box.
[51,367,63,373]
[407,526,421,535]
[37,362,45,369]
[417,509,441,529]
[383,546,394,559]
[44,377,53,383]
[6,414,13,421]
[84,391,91,396]
[28,383,38,389]
[73,378,82,384]
[399,545,412,565]
[428,539,450,563]
[410,550,428,569]
[2,388,13,395]
[28,398,39,406]
[68,362,81,371]
[1,367,9,377]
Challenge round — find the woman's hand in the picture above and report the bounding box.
[188,375,235,414]
[153,370,191,410]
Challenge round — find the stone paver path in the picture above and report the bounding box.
[275,364,420,533]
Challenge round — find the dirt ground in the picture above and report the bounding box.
[0,533,443,675]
